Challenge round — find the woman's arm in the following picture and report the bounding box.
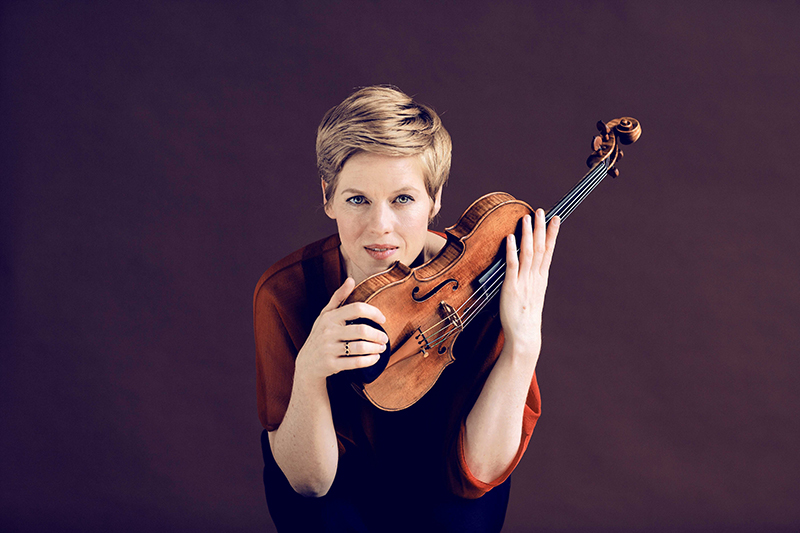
[268,278,388,497]
[267,368,339,497]
[464,209,560,483]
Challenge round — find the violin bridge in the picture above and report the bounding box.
[413,326,430,358]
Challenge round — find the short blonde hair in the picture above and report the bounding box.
[316,85,452,206]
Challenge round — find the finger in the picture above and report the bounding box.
[540,215,560,273]
[337,301,387,325]
[335,354,381,372]
[323,277,356,312]
[345,324,390,345]
[518,213,534,274]
[343,340,387,356]
[531,209,547,269]
[505,233,519,279]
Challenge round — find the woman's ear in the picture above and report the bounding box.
[430,187,443,219]
[321,178,334,219]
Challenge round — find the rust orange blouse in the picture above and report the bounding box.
[254,233,541,499]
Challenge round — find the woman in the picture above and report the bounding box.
[254,85,559,532]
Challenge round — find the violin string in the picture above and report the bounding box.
[548,163,605,222]
[458,273,505,328]
[555,169,604,221]
[458,269,506,324]
[415,160,610,351]
[549,162,607,222]
[416,311,452,337]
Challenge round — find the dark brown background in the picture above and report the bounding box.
[2,1,799,532]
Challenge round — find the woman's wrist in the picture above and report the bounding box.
[501,331,541,366]
[292,361,330,397]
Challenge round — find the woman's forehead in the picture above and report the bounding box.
[337,153,426,193]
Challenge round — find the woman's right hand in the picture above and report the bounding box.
[270,277,384,496]
[295,277,389,381]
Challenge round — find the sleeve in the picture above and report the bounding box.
[253,279,298,432]
[450,372,542,499]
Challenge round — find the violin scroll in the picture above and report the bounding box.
[613,117,641,144]
[587,116,641,177]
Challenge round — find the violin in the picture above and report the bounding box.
[343,117,642,411]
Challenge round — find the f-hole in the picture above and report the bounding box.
[412,279,459,302]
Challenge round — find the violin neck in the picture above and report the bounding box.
[469,160,612,327]
[545,159,609,223]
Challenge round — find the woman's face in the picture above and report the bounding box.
[324,152,441,285]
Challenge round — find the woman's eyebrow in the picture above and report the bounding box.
[392,186,421,194]
[340,185,422,196]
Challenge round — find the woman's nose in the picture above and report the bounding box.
[370,203,394,233]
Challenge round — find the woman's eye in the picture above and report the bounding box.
[346,196,367,205]
[395,194,414,204]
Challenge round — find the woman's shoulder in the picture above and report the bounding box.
[253,233,341,307]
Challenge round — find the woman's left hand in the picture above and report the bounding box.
[464,209,560,483]
[499,209,560,360]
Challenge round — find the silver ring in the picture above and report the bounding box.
[344,341,350,356]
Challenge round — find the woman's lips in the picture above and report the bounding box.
[364,245,398,261]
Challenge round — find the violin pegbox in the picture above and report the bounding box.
[587,117,641,178]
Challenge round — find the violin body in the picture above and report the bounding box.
[343,117,641,411]
[343,193,534,411]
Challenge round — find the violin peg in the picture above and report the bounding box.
[592,135,603,151]
[596,120,610,135]
[617,149,624,159]
[608,167,620,178]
